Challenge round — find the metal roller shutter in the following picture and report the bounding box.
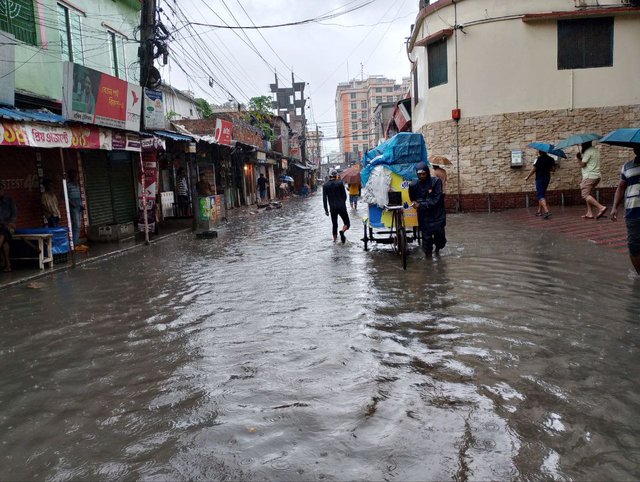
[109,152,136,224]
[82,151,114,225]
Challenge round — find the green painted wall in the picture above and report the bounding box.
[13,0,141,103]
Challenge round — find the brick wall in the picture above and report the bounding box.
[421,104,640,211]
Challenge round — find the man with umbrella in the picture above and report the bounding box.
[577,141,608,219]
[605,128,640,274]
[340,165,361,210]
[525,145,558,219]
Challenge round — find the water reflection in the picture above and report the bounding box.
[0,198,638,480]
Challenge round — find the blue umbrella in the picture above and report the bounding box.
[599,128,640,148]
[527,142,567,159]
[280,175,294,182]
[555,133,600,149]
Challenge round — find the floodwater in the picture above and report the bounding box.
[1,194,639,481]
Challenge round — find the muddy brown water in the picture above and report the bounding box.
[1,196,639,481]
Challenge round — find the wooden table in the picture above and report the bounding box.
[12,233,54,270]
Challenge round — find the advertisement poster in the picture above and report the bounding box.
[137,151,158,233]
[214,118,232,145]
[143,88,165,130]
[198,195,224,224]
[62,62,142,131]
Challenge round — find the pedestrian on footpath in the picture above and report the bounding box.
[610,146,640,274]
[525,150,555,219]
[41,179,61,227]
[0,185,17,272]
[409,161,446,257]
[323,169,350,243]
[577,141,607,219]
[257,173,268,202]
[67,170,88,252]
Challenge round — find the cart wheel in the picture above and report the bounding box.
[398,226,407,270]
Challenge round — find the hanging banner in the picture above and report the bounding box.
[142,136,166,151]
[143,88,165,130]
[137,151,158,232]
[62,62,142,131]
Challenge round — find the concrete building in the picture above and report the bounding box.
[408,0,640,211]
[305,127,324,168]
[335,76,410,164]
[161,85,202,126]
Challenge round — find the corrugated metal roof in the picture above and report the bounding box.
[0,107,65,124]
[152,130,193,142]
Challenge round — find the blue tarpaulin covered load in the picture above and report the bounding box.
[361,132,429,187]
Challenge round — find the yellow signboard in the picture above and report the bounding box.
[381,172,418,228]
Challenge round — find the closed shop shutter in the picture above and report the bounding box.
[82,151,114,225]
[109,152,136,224]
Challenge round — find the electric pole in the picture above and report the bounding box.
[140,0,157,89]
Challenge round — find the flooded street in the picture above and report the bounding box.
[1,194,639,481]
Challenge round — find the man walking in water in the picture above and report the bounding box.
[323,169,350,243]
[409,161,446,257]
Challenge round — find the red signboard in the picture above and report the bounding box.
[214,118,233,146]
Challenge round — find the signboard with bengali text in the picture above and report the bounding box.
[62,62,142,131]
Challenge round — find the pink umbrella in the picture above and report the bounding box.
[340,166,361,185]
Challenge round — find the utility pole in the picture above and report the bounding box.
[138,0,157,245]
[139,0,157,89]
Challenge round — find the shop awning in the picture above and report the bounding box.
[292,163,312,170]
[152,130,193,142]
[0,107,65,124]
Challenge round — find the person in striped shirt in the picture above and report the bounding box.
[611,146,640,274]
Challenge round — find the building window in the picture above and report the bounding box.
[375,87,382,93]
[0,0,37,46]
[386,96,393,102]
[557,17,613,70]
[58,3,84,63]
[351,122,357,130]
[376,96,382,103]
[386,87,393,92]
[351,102,357,110]
[353,133,358,140]
[361,100,367,109]
[351,112,357,119]
[108,30,127,79]
[428,39,447,88]
[350,92,356,99]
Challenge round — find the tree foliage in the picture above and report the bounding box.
[246,95,274,141]
[195,98,213,118]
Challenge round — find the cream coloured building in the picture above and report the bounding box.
[408,0,640,210]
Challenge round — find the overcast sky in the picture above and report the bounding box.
[157,0,418,155]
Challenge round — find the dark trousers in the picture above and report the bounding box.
[47,216,60,228]
[421,224,446,254]
[330,206,350,238]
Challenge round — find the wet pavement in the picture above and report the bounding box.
[1,194,639,481]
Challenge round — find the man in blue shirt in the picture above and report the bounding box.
[67,170,88,252]
[611,146,640,274]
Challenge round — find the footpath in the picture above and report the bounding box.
[501,205,628,254]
